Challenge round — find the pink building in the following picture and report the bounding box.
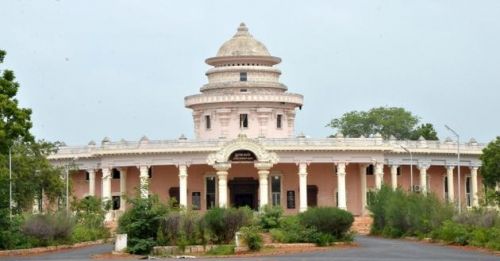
[50,23,484,221]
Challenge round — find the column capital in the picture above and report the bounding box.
[417,162,431,171]
[375,162,384,174]
[178,164,188,177]
[138,165,150,171]
[214,162,231,172]
[469,165,480,171]
[254,161,273,171]
[446,165,455,171]
[336,162,347,174]
[298,162,308,175]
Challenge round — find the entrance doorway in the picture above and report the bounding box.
[228,178,258,210]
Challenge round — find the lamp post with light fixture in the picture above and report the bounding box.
[445,125,461,213]
[400,145,414,192]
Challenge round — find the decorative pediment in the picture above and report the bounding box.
[207,134,278,165]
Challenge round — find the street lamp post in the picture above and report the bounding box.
[66,166,69,212]
[400,145,413,192]
[445,125,461,213]
[9,147,12,220]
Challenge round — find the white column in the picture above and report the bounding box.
[102,167,112,222]
[470,166,479,207]
[215,163,230,208]
[375,163,384,190]
[258,170,269,208]
[119,168,127,210]
[390,165,398,190]
[255,162,272,208]
[88,169,96,196]
[139,165,149,199]
[359,164,367,215]
[337,162,347,210]
[418,164,429,194]
[446,166,455,202]
[298,162,308,212]
[178,164,188,208]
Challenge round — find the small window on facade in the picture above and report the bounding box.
[240,72,247,81]
[112,196,120,210]
[112,169,120,179]
[397,166,401,176]
[169,187,180,208]
[366,165,374,175]
[85,171,90,181]
[192,192,201,210]
[287,190,295,209]
[205,115,211,130]
[206,177,216,210]
[240,114,249,128]
[465,176,472,207]
[148,167,153,179]
[271,175,281,206]
[240,89,248,92]
[277,114,283,129]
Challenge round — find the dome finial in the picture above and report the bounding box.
[234,22,249,37]
[238,22,248,31]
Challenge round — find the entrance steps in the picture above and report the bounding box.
[351,216,373,235]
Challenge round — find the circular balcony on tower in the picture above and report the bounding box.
[184,92,304,108]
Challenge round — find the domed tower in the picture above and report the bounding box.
[185,23,303,140]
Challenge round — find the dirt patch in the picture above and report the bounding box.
[92,252,142,259]
[202,243,358,258]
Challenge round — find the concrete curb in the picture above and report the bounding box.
[0,239,109,257]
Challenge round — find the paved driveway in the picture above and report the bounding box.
[3,236,498,260]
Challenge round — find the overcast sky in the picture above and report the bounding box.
[1,0,499,145]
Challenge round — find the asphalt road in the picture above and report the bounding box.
[2,236,498,261]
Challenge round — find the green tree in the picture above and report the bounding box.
[327,107,438,140]
[480,137,500,188]
[409,123,438,140]
[0,50,64,213]
[0,50,34,154]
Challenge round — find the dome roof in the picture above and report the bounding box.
[216,23,271,57]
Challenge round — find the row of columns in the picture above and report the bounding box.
[86,162,480,221]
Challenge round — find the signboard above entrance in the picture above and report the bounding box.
[229,150,257,162]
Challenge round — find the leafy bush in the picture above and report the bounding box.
[368,186,453,237]
[299,207,354,239]
[206,244,235,255]
[157,210,202,247]
[432,220,469,245]
[204,207,253,244]
[22,211,75,246]
[270,215,317,243]
[0,212,29,250]
[71,196,109,242]
[259,205,283,230]
[118,195,169,254]
[453,208,499,228]
[239,226,263,251]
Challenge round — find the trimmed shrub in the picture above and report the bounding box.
[259,205,283,230]
[71,196,109,242]
[368,186,453,237]
[433,221,469,245]
[22,211,75,246]
[157,210,202,246]
[204,207,253,244]
[206,245,235,255]
[118,195,169,254]
[240,226,263,251]
[299,207,354,239]
[270,215,317,243]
